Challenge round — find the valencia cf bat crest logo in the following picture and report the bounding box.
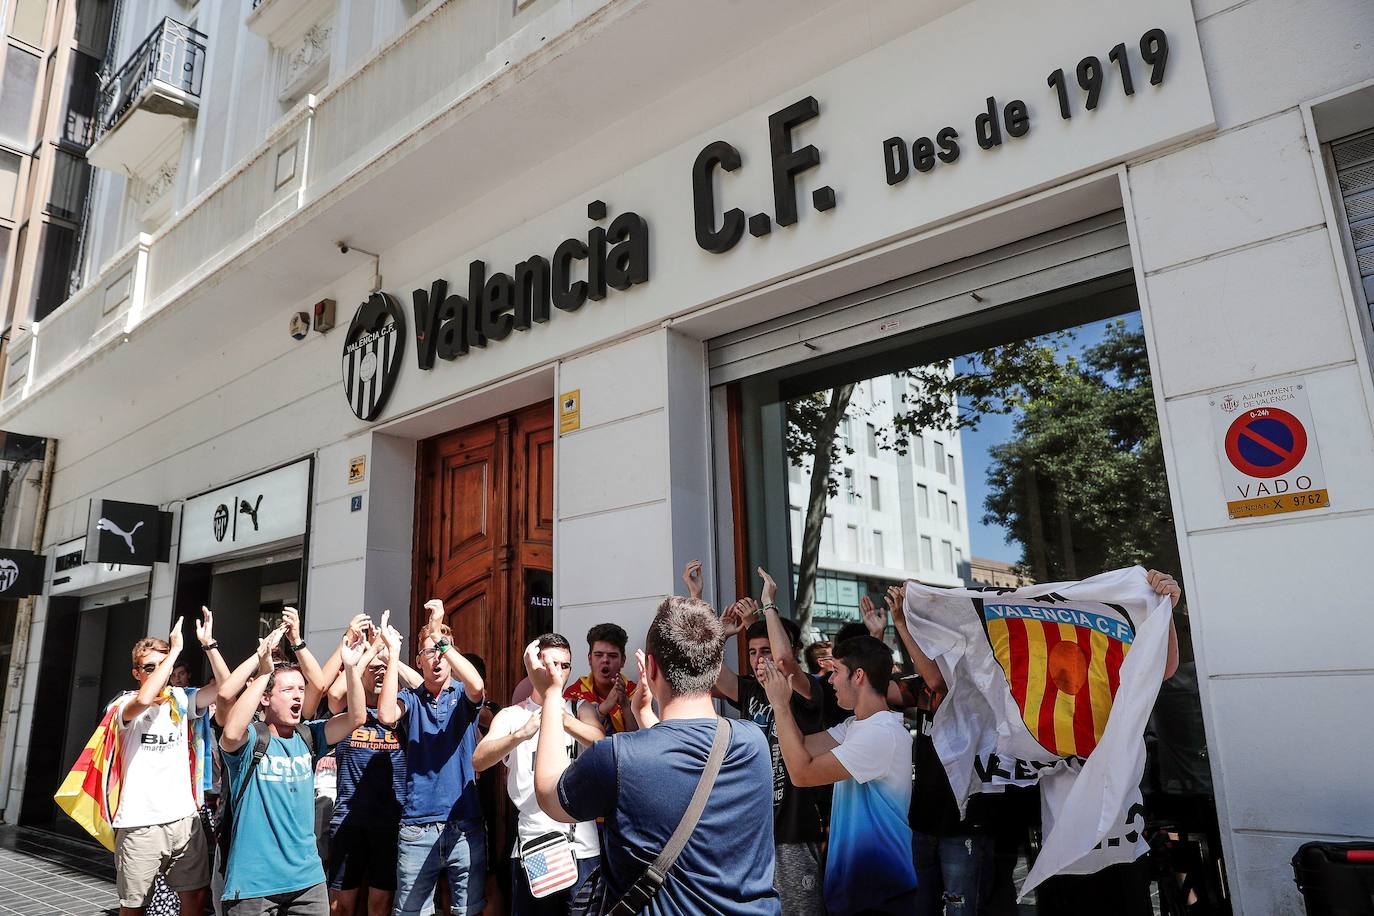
[342,292,406,422]
[978,597,1136,759]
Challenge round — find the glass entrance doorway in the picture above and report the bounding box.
[715,273,1230,914]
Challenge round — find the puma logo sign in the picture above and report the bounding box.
[97,518,143,554]
[238,495,263,531]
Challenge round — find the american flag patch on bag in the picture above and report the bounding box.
[521,831,579,898]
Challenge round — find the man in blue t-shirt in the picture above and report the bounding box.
[762,635,919,916]
[219,635,368,914]
[531,595,781,915]
[378,600,488,916]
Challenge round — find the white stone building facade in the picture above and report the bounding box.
[0,1,1368,911]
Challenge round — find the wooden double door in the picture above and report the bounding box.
[412,401,554,705]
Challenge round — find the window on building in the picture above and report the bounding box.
[941,540,954,573]
[866,423,877,458]
[913,432,925,466]
[845,525,859,562]
[788,461,800,484]
[948,454,957,484]
[47,150,90,222]
[790,505,801,545]
[869,475,881,510]
[822,515,834,555]
[32,221,76,320]
[62,52,101,148]
[844,468,855,503]
[920,536,933,570]
[955,548,964,573]
[939,490,950,523]
[873,530,885,566]
[0,149,20,217]
[951,500,961,531]
[74,0,116,54]
[0,226,11,294]
[11,0,48,48]
[933,440,946,474]
[917,484,929,517]
[0,47,41,148]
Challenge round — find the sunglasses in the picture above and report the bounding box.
[135,663,158,673]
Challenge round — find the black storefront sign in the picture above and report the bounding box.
[85,499,172,566]
[341,202,650,422]
[0,548,46,597]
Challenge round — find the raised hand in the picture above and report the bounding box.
[525,640,552,696]
[424,598,446,634]
[682,560,704,600]
[168,616,185,654]
[884,586,907,632]
[598,678,625,716]
[281,607,302,645]
[1146,569,1181,607]
[632,650,654,717]
[257,624,286,675]
[758,657,794,707]
[721,598,760,638]
[345,613,370,644]
[543,649,570,692]
[195,606,214,646]
[756,567,778,606]
[340,638,365,669]
[859,594,887,640]
[379,610,402,653]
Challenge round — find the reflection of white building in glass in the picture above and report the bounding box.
[788,374,970,636]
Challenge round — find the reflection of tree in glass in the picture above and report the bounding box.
[984,321,1181,583]
[785,333,1071,636]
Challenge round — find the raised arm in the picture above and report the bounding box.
[123,618,184,723]
[424,599,484,703]
[862,591,912,708]
[712,598,757,703]
[531,648,577,823]
[473,706,541,772]
[220,651,273,753]
[682,559,704,600]
[1146,569,1182,682]
[191,606,231,711]
[216,626,285,727]
[376,615,404,729]
[631,650,658,728]
[282,607,332,715]
[887,586,947,698]
[761,659,850,787]
[323,638,368,745]
[315,614,372,711]
[758,567,812,701]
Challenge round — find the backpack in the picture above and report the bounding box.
[215,721,317,876]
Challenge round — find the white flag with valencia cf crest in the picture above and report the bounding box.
[902,566,1172,896]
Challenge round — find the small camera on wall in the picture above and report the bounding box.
[289,311,310,340]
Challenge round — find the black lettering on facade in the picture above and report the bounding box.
[692,140,745,253]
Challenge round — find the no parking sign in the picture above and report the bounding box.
[1210,378,1329,519]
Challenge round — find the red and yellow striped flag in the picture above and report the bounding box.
[983,602,1133,759]
[53,705,124,851]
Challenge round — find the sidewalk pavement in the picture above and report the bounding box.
[0,825,118,915]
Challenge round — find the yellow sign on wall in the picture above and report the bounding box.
[559,390,581,434]
[348,455,366,484]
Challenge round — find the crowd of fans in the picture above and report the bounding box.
[101,561,1180,916]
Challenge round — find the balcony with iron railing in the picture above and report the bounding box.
[86,18,207,176]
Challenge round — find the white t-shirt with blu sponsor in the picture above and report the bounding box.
[112,687,202,829]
